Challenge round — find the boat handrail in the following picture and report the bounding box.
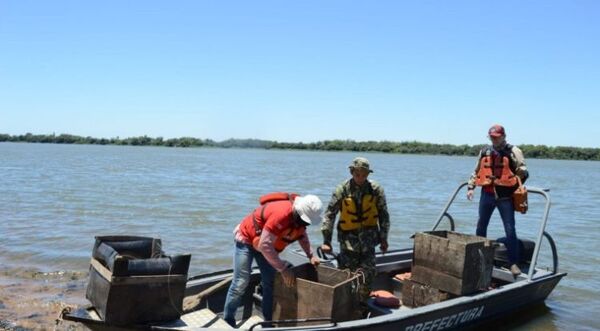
[440,212,456,231]
[542,231,559,274]
[431,182,556,280]
[527,187,553,280]
[431,182,469,232]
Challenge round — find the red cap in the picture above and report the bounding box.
[488,124,505,137]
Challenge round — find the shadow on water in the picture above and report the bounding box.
[464,303,558,331]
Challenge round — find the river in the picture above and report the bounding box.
[0,142,598,330]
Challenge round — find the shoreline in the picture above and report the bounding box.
[2,135,599,161]
[0,266,88,330]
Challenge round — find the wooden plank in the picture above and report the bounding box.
[297,278,334,319]
[272,271,299,321]
[401,279,450,308]
[110,274,188,285]
[411,265,474,295]
[91,254,188,285]
[331,279,362,322]
[90,258,113,281]
[413,232,466,278]
[411,265,464,295]
[413,232,495,282]
[182,276,232,313]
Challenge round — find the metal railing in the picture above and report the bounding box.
[430,182,558,280]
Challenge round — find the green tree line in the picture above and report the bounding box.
[1,133,598,161]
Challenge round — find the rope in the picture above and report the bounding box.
[340,268,366,295]
[352,268,367,296]
[155,240,185,316]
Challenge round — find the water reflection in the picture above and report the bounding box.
[465,303,558,331]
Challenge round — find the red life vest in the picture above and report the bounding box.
[265,226,305,253]
[370,290,400,308]
[259,192,299,205]
[474,146,518,188]
[238,192,305,252]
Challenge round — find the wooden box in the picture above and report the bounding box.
[401,279,451,308]
[272,263,362,324]
[411,231,495,295]
[86,236,191,326]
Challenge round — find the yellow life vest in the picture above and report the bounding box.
[339,194,379,231]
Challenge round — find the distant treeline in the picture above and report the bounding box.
[1,133,599,161]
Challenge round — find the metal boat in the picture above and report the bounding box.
[61,183,566,330]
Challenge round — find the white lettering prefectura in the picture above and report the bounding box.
[405,306,484,331]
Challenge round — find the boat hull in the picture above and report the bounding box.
[62,270,565,331]
[334,273,565,331]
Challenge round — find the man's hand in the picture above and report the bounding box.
[467,189,474,201]
[281,268,295,287]
[380,239,389,254]
[320,244,332,254]
[309,255,320,266]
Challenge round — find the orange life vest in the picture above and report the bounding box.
[370,290,400,308]
[474,146,518,187]
[259,192,299,205]
[243,192,305,252]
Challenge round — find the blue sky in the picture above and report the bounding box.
[1,1,598,147]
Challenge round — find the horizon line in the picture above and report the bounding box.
[3,132,599,150]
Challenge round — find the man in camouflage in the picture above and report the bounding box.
[320,157,390,300]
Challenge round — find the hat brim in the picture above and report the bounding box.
[299,213,313,225]
[489,133,504,137]
[349,166,374,173]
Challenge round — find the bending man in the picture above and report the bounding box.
[223,193,322,327]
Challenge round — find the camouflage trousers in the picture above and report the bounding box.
[337,248,376,302]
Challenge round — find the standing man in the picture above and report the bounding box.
[320,157,390,300]
[223,193,323,327]
[467,124,529,276]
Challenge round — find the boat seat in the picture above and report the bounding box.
[156,308,233,329]
[494,237,535,267]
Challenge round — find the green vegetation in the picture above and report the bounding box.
[1,133,598,161]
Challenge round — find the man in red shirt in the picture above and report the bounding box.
[223,194,322,327]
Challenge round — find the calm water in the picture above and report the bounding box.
[1,142,599,330]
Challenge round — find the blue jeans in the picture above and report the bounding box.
[223,241,276,327]
[476,191,520,265]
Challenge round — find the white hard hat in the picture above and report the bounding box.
[293,195,323,226]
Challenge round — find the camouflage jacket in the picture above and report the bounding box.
[321,179,390,250]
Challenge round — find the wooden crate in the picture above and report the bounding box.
[87,257,189,325]
[86,236,190,326]
[401,279,451,308]
[411,231,495,295]
[272,263,362,325]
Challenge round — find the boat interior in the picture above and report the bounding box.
[102,234,550,331]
